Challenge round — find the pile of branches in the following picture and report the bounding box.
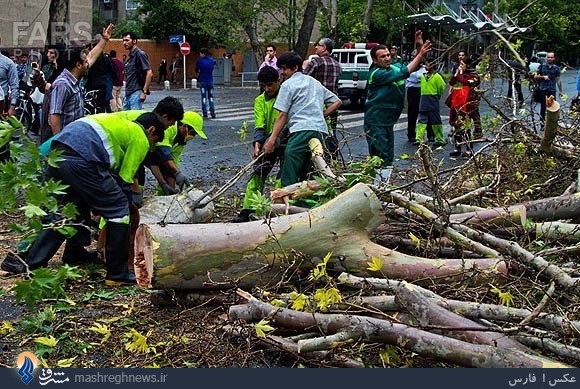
[144,98,580,367]
[213,100,580,367]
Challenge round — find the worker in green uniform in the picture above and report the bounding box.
[234,65,286,222]
[1,112,165,286]
[148,111,206,194]
[364,31,431,184]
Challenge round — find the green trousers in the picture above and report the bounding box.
[364,124,394,167]
[416,123,444,143]
[280,130,324,186]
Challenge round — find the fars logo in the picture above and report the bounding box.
[16,352,38,385]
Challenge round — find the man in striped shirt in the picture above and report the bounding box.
[303,37,342,157]
[48,24,113,138]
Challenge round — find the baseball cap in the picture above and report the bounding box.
[181,111,206,139]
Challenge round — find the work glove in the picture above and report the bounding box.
[132,191,144,208]
[161,183,179,195]
[174,171,189,190]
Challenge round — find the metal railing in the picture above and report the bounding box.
[241,72,259,87]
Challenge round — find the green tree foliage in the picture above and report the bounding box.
[494,0,580,63]
[319,0,409,45]
[135,0,209,46]
[136,0,286,52]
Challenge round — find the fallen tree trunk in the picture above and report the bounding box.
[134,183,506,289]
[336,274,580,337]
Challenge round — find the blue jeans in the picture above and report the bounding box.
[123,90,143,111]
[199,82,215,116]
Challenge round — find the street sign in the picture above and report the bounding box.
[179,42,191,56]
[169,35,185,44]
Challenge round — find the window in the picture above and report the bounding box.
[126,0,139,10]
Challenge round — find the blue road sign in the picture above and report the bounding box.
[169,35,185,44]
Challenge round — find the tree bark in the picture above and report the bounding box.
[139,188,215,225]
[294,0,320,60]
[339,273,580,336]
[243,23,262,71]
[450,192,580,226]
[48,0,69,47]
[536,222,580,242]
[362,0,375,39]
[228,290,571,368]
[134,183,506,289]
[394,281,530,351]
[541,97,560,154]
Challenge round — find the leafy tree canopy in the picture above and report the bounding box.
[134,0,286,51]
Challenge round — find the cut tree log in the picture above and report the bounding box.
[140,188,215,224]
[133,183,506,289]
[450,192,580,226]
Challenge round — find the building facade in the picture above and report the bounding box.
[0,0,93,51]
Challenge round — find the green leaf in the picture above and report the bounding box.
[124,329,151,354]
[19,205,47,218]
[57,226,79,239]
[89,323,112,344]
[56,357,77,368]
[366,256,383,272]
[60,203,79,220]
[313,287,342,312]
[269,299,286,307]
[0,321,14,335]
[289,292,310,311]
[254,319,275,338]
[409,232,421,249]
[308,252,332,281]
[490,284,514,307]
[34,335,59,347]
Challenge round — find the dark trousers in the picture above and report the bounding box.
[507,80,524,104]
[407,87,434,141]
[406,87,420,141]
[538,89,556,122]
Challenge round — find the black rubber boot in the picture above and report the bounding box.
[1,229,65,274]
[103,222,136,286]
[61,244,102,266]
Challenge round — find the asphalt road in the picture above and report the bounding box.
[141,70,579,197]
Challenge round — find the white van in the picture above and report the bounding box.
[535,51,548,64]
[307,44,374,107]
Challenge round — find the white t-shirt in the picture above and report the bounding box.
[274,72,338,134]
